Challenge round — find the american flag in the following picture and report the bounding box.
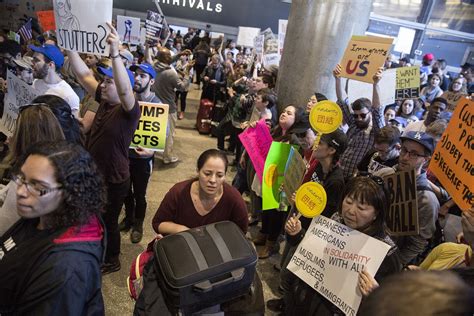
[18,18,33,42]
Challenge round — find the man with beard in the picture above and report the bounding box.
[29,44,80,116]
[333,64,384,179]
[404,97,448,134]
[119,63,159,243]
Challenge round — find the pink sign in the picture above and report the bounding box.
[239,119,273,181]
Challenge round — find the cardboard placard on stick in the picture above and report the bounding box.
[130,102,169,152]
[287,216,391,316]
[53,0,112,56]
[340,36,393,84]
[283,147,306,199]
[383,169,419,236]
[429,98,474,211]
[395,66,420,100]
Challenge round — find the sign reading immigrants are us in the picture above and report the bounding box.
[53,0,113,56]
[383,169,419,236]
[287,216,391,316]
[130,102,169,152]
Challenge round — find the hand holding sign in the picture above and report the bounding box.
[106,22,120,57]
[372,67,383,85]
[285,214,302,236]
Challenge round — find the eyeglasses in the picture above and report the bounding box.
[352,113,368,119]
[400,146,426,159]
[12,173,62,197]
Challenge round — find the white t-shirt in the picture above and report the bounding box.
[33,79,80,116]
[403,120,426,134]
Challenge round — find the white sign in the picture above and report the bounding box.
[254,35,264,54]
[287,216,391,316]
[237,26,261,47]
[263,53,280,67]
[53,0,112,56]
[278,19,288,56]
[347,68,397,106]
[0,70,39,137]
[394,27,416,54]
[117,15,141,45]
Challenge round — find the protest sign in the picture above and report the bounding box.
[260,27,275,41]
[383,169,419,236]
[53,0,112,56]
[237,26,261,47]
[443,91,465,112]
[347,68,397,106]
[278,19,287,56]
[295,182,327,218]
[145,10,165,44]
[238,119,273,182]
[309,100,343,135]
[340,36,393,84]
[263,53,280,67]
[130,102,169,152]
[262,142,292,210]
[117,15,141,45]
[283,147,306,199]
[287,216,391,316]
[395,66,420,100]
[254,35,264,54]
[430,98,474,211]
[0,70,38,137]
[37,10,56,32]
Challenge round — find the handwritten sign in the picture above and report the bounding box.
[278,19,287,56]
[383,169,419,236]
[37,10,56,32]
[54,0,112,56]
[237,26,261,47]
[430,98,474,211]
[295,182,327,218]
[0,70,39,137]
[130,102,169,152]
[287,216,391,316]
[283,147,306,199]
[347,68,397,106]
[395,66,420,100]
[442,91,465,112]
[117,15,141,45]
[262,142,292,210]
[340,36,393,84]
[263,53,280,67]
[238,119,273,182]
[145,10,164,45]
[254,35,264,54]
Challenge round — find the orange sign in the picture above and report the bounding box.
[37,10,56,32]
[429,98,474,211]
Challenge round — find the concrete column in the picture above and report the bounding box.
[276,0,373,111]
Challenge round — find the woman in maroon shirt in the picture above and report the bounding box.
[152,149,248,234]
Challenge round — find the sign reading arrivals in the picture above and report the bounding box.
[155,0,223,13]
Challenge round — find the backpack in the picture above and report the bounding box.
[127,235,163,300]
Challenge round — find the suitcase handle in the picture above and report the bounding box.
[193,268,245,293]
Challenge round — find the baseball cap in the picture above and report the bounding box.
[400,131,436,155]
[390,117,408,128]
[129,63,156,79]
[97,66,135,86]
[423,53,434,61]
[320,129,348,156]
[119,49,134,63]
[28,44,64,69]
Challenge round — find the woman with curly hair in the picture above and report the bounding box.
[0,141,106,315]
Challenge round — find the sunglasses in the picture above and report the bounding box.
[352,113,369,119]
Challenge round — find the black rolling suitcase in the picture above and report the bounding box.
[154,221,257,315]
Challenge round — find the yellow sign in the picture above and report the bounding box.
[295,182,327,218]
[309,100,343,134]
[340,35,393,84]
[130,102,169,152]
[395,66,420,100]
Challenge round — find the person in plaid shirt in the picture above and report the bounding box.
[333,64,385,179]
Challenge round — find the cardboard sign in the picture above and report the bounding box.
[37,10,56,32]
[309,100,343,135]
[283,147,306,199]
[145,10,165,44]
[278,19,287,56]
[237,26,261,47]
[347,68,397,106]
[340,36,393,84]
[395,66,420,100]
[130,102,169,152]
[383,169,419,236]
[430,98,474,211]
[263,53,280,67]
[0,70,38,137]
[239,119,273,182]
[287,216,391,316]
[116,15,141,45]
[254,35,264,54]
[54,0,112,56]
[262,142,292,210]
[442,91,465,112]
[295,182,327,218]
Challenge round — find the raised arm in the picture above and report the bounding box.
[107,22,135,112]
[372,67,383,109]
[144,44,153,65]
[66,51,98,97]
[333,64,347,102]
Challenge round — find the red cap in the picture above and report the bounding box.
[423,53,434,61]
